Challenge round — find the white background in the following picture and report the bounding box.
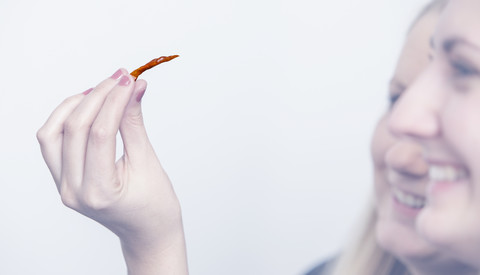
[0,0,430,274]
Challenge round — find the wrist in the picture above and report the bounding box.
[121,229,188,275]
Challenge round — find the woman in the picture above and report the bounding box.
[389,0,480,270]
[36,1,476,275]
[308,1,476,274]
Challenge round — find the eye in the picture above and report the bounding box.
[388,93,401,108]
[451,60,478,77]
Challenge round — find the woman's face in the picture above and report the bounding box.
[389,0,480,267]
[372,10,441,261]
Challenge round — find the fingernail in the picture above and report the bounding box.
[119,75,131,86]
[136,89,146,102]
[111,69,123,80]
[82,88,93,95]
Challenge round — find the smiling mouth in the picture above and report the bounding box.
[429,165,468,182]
[393,189,425,209]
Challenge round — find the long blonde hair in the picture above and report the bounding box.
[327,1,449,275]
[326,202,405,275]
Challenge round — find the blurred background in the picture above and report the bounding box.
[0,0,430,274]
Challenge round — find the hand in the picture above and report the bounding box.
[37,68,188,274]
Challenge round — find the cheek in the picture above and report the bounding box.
[416,207,452,249]
[374,171,389,206]
[416,191,475,252]
[370,117,395,167]
[370,129,383,165]
[370,117,396,206]
[443,96,480,194]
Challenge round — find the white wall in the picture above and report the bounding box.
[0,0,430,274]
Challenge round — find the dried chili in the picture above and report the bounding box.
[130,55,179,80]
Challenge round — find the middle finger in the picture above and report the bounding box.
[60,69,126,190]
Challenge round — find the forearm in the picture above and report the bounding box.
[121,230,189,275]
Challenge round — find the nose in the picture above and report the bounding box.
[388,66,442,141]
[385,140,428,177]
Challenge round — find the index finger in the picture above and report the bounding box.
[83,73,135,189]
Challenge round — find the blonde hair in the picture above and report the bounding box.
[326,202,406,275]
[408,0,448,32]
[326,1,450,275]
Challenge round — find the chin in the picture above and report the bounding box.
[375,218,438,260]
[415,205,470,255]
[416,208,480,270]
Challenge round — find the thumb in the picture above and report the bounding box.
[119,79,151,158]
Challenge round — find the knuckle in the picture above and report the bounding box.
[63,117,87,134]
[89,124,113,144]
[59,188,78,209]
[36,127,51,144]
[79,180,122,211]
[107,91,126,104]
[95,79,112,91]
[62,95,80,106]
[122,112,144,128]
[80,192,109,211]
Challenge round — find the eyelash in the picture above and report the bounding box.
[451,60,478,78]
[388,93,401,108]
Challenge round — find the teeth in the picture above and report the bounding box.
[393,189,425,209]
[429,165,467,182]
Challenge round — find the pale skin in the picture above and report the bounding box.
[37,68,188,275]
[36,3,480,275]
[390,0,480,268]
[371,7,476,275]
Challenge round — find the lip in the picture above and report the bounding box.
[388,169,427,182]
[427,180,458,195]
[386,167,428,219]
[387,170,428,195]
[391,194,423,218]
[424,159,470,199]
[394,199,422,216]
[390,187,426,218]
[427,176,469,195]
[425,158,465,168]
